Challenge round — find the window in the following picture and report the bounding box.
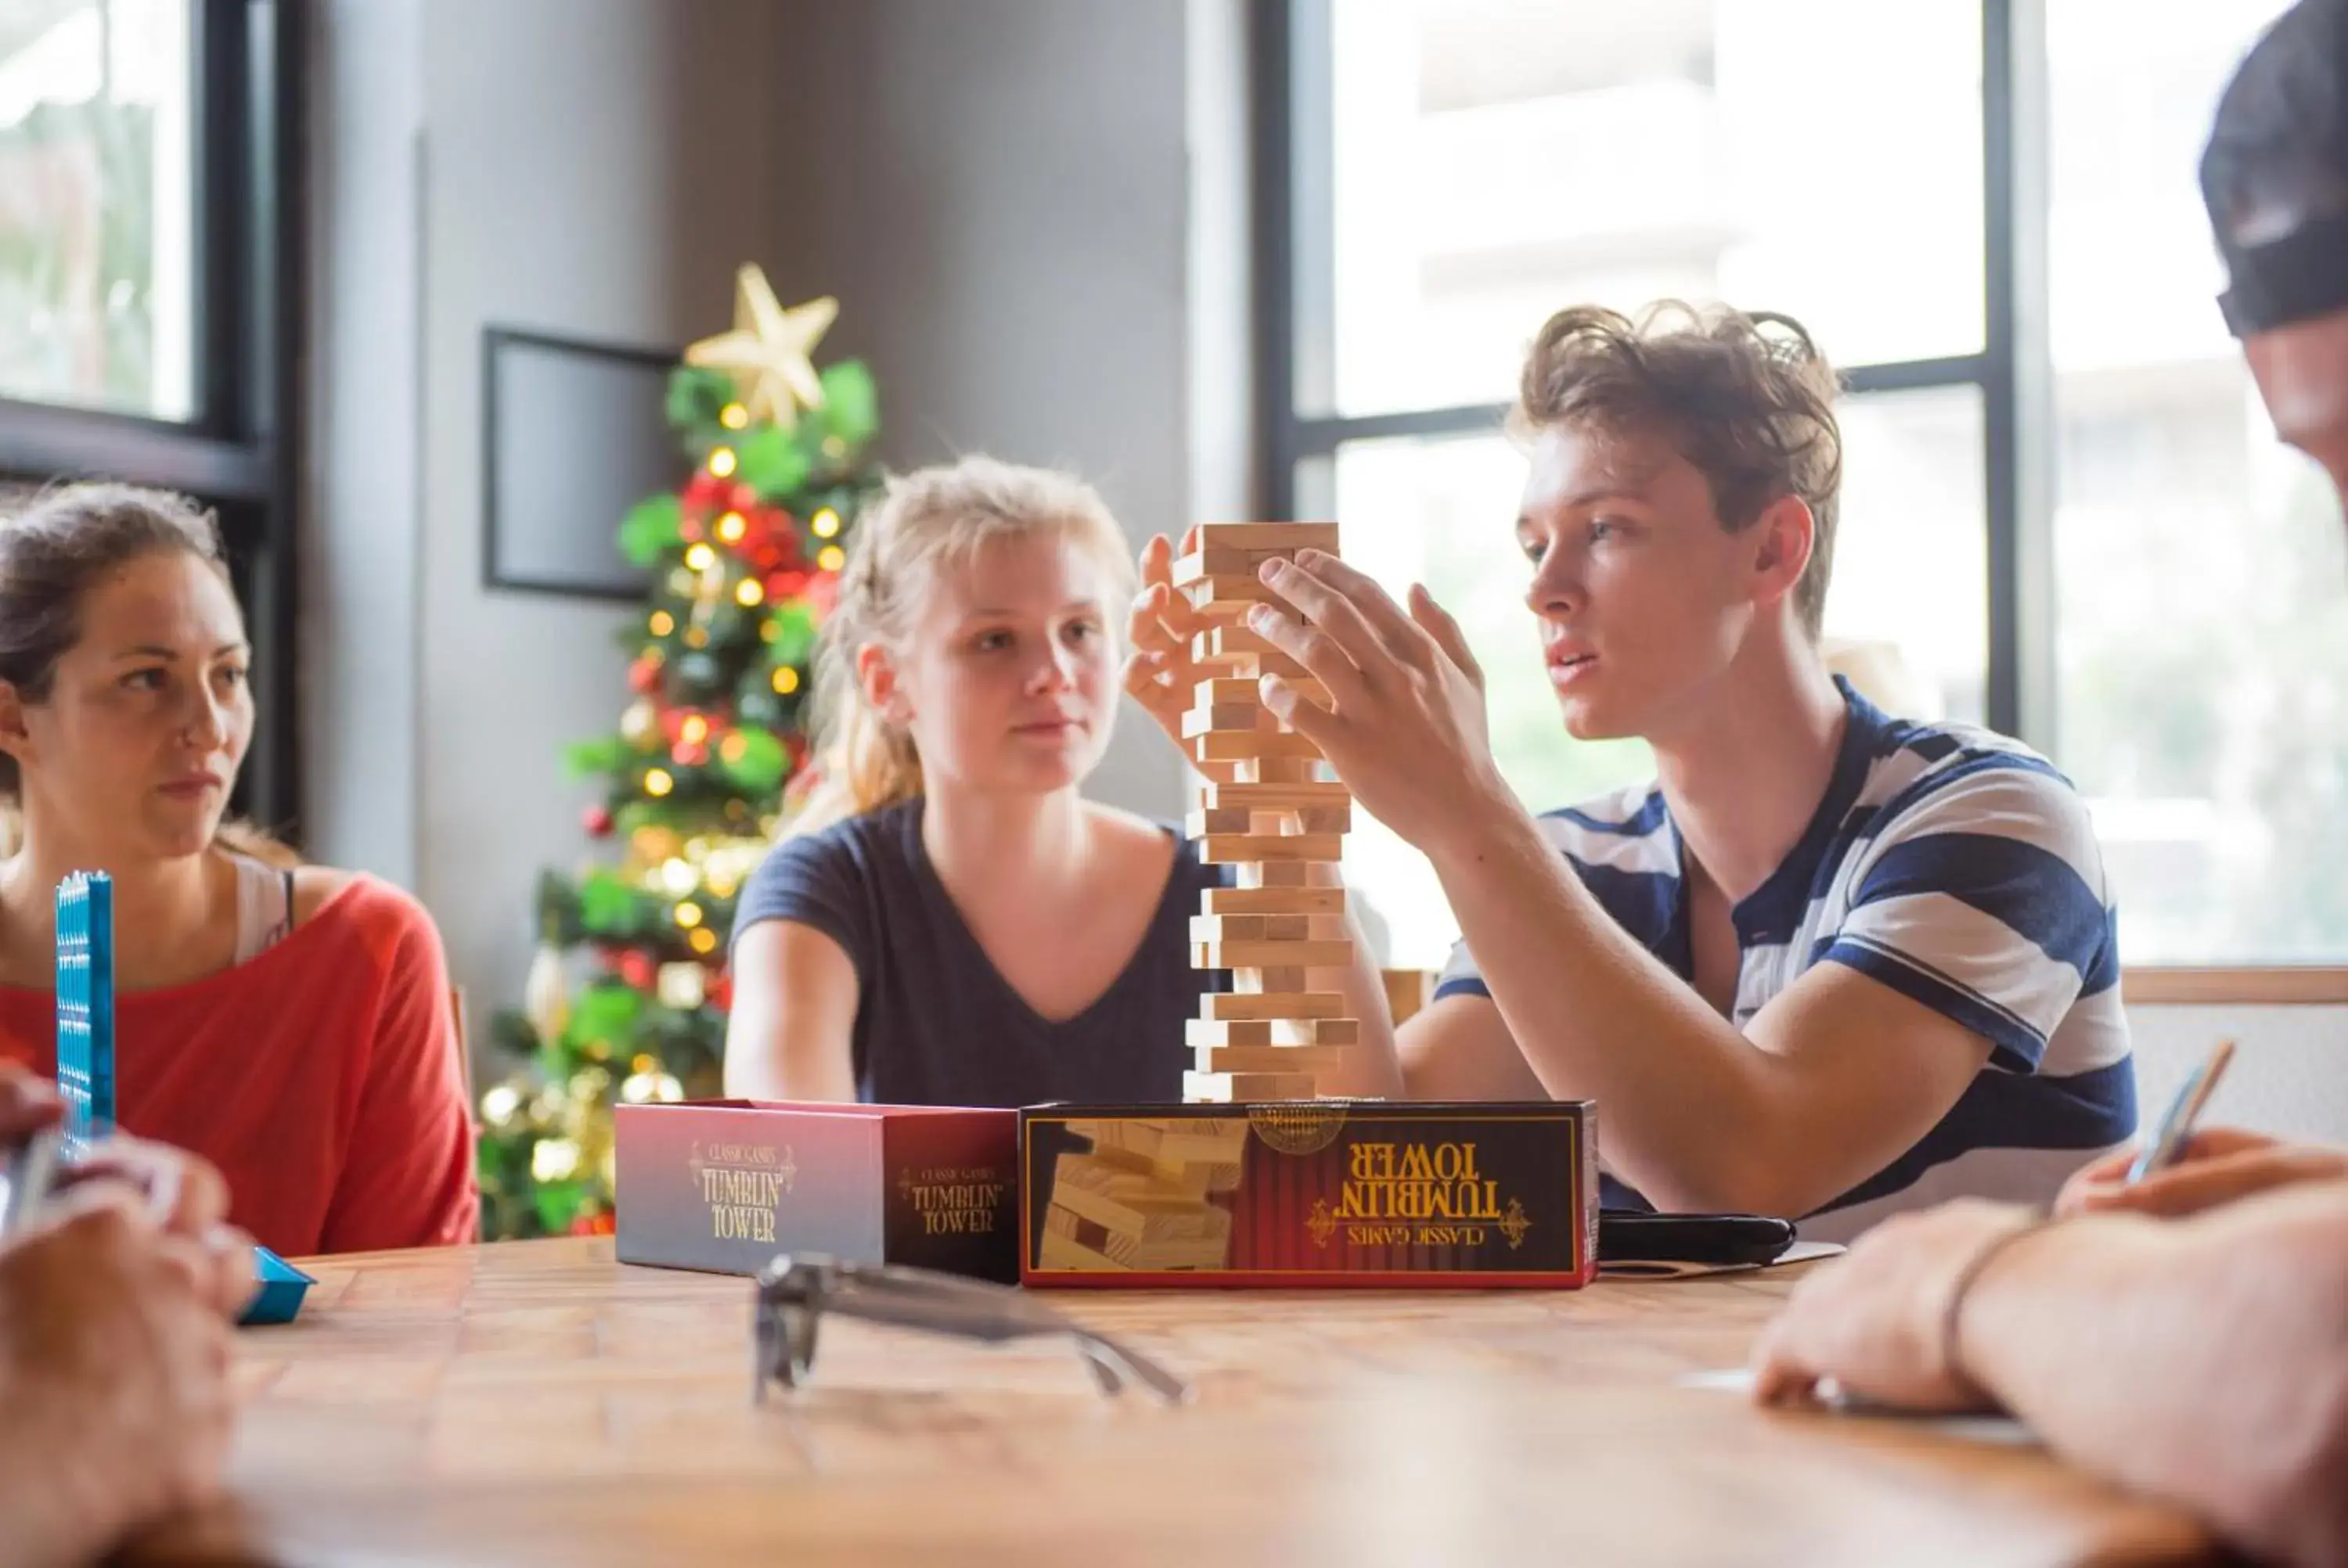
[0,0,197,419]
[0,0,300,829]
[2044,0,2340,964]
[1265,0,2325,970]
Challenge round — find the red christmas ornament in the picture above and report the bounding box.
[767,569,809,602]
[682,472,730,509]
[618,951,656,991]
[628,654,663,694]
[708,969,734,1013]
[679,516,704,542]
[582,804,614,838]
[731,484,759,512]
[671,740,710,768]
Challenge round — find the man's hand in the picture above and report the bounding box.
[0,1194,239,1568]
[2058,1128,2348,1221]
[1247,551,1510,855]
[1748,1199,2044,1412]
[2,1060,253,1317]
[0,1059,62,1143]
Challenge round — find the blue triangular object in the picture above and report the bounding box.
[239,1245,315,1325]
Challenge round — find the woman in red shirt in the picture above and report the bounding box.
[0,483,477,1257]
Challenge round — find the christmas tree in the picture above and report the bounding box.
[474,264,880,1240]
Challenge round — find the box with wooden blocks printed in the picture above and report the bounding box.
[1019,1102,1597,1288]
[614,1101,1021,1282]
[1025,521,1598,1288]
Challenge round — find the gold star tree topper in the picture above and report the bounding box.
[685,264,837,430]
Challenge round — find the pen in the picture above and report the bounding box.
[2128,1037,2236,1183]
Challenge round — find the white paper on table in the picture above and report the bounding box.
[1679,1367,2036,1446]
[1598,1238,1847,1280]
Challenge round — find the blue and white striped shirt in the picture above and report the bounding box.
[1435,678,2137,1242]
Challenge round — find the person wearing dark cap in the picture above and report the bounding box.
[1749,5,2348,1563]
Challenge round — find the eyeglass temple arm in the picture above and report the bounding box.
[1071,1329,1191,1404]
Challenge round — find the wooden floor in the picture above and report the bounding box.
[122,1237,2212,1567]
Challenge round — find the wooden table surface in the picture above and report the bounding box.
[123,1237,2212,1568]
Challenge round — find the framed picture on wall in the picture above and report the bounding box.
[481,325,689,599]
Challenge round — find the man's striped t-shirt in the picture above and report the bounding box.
[1435,678,2137,1243]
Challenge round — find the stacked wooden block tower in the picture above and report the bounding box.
[1175,522,1358,1104]
[1032,523,1357,1275]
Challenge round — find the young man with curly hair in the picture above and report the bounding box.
[1132,300,2135,1241]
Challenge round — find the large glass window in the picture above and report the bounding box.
[0,0,298,829]
[0,0,196,419]
[2044,0,2340,963]
[1274,0,2334,969]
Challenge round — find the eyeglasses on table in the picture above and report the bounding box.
[751,1253,1192,1406]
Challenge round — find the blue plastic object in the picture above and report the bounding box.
[54,871,315,1327]
[241,1246,315,1325]
[55,872,114,1160]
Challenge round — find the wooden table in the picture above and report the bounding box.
[125,1237,2210,1567]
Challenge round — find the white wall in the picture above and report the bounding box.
[302,0,424,889]
[308,0,1237,1022]
[2127,1003,2348,1146]
[769,0,1221,818]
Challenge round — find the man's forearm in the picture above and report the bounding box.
[1960,1188,2348,1565]
[1425,803,1777,1208]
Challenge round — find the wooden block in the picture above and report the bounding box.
[1186,1017,1360,1047]
[1241,861,1315,887]
[1233,966,1309,994]
[1189,914,1310,943]
[1194,627,1314,680]
[1194,938,1352,969]
[1199,780,1351,811]
[1294,805,1351,833]
[1193,1041,1349,1075]
[1194,730,1323,763]
[1118,1233,1237,1270]
[1185,808,1255,836]
[1184,1070,1320,1102]
[1172,549,1292,584]
[1053,1157,1234,1241]
[1197,833,1342,865]
[1180,703,1270,739]
[1200,886,1346,915]
[1194,522,1340,552]
[1382,969,1432,1025]
[1198,675,1332,707]
[1081,1117,1248,1167]
[1179,575,1282,615]
[1037,1228,1125,1272]
[1201,991,1345,1020]
[1234,756,1324,782]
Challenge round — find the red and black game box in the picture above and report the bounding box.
[615,1100,1021,1282]
[1018,1100,1597,1288]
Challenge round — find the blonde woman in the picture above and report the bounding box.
[723,456,1401,1106]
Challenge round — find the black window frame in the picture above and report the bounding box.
[0,0,304,834]
[1252,0,2058,744]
